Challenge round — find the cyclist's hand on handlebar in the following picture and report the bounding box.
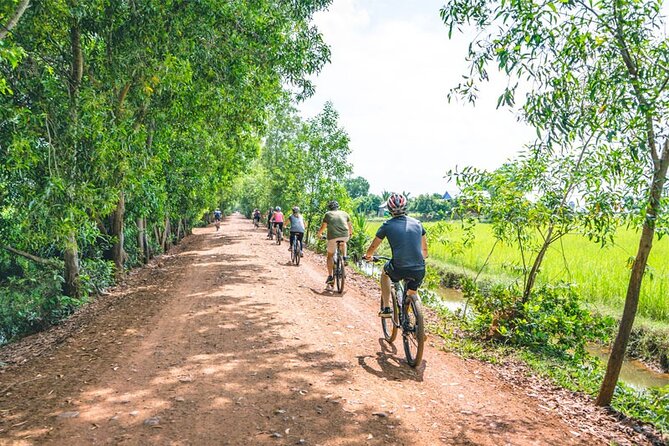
[362,254,372,261]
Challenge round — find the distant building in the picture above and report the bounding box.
[442,191,452,200]
[377,203,387,217]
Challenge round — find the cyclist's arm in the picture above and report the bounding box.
[363,237,383,260]
[315,221,327,238]
[422,234,428,259]
[347,220,353,237]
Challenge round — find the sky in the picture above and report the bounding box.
[298,0,536,197]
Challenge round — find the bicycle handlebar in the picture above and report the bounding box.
[370,255,391,262]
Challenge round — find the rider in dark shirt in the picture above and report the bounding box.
[363,193,428,317]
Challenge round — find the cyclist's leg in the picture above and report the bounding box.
[325,239,336,280]
[297,232,304,253]
[401,267,425,296]
[380,269,393,308]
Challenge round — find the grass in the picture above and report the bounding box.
[366,220,669,324]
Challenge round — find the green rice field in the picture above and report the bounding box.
[365,220,669,324]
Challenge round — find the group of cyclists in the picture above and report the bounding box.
[252,193,428,318]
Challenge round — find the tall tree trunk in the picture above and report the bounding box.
[136,217,146,264]
[143,218,151,260]
[0,0,30,40]
[110,192,125,277]
[161,217,171,252]
[522,224,554,303]
[596,140,669,406]
[63,233,80,298]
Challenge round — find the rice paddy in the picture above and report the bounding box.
[366,220,669,324]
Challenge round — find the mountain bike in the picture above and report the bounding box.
[275,224,283,245]
[332,240,345,293]
[253,217,260,229]
[290,234,301,266]
[371,256,425,368]
[215,220,221,231]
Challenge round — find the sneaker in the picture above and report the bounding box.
[378,307,393,318]
[300,251,304,257]
[343,256,349,265]
[326,275,334,285]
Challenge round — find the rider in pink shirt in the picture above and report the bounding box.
[271,207,284,234]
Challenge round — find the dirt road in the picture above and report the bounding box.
[0,215,660,445]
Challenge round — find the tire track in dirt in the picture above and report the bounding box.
[0,214,649,445]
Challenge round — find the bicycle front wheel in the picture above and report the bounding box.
[402,294,425,368]
[335,253,345,293]
[276,228,281,245]
[381,286,399,343]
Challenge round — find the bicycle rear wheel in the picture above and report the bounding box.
[294,242,301,266]
[276,227,281,245]
[402,294,425,367]
[335,250,345,293]
[381,285,399,343]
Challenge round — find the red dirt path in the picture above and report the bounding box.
[0,214,662,445]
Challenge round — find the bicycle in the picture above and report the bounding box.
[290,234,301,266]
[275,224,283,245]
[370,256,425,368]
[332,240,346,293]
[253,218,260,229]
[214,220,221,231]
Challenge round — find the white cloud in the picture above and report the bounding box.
[300,0,535,196]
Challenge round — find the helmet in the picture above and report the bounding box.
[275,206,281,211]
[292,206,300,213]
[386,193,407,216]
[327,200,339,210]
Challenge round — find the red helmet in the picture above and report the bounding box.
[387,193,407,216]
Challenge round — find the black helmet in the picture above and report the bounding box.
[327,200,339,210]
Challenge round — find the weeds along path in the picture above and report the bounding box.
[0,214,645,445]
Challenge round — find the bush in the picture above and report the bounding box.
[0,261,83,344]
[80,258,115,295]
[465,280,614,356]
[347,212,371,262]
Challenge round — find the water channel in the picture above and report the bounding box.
[356,261,669,391]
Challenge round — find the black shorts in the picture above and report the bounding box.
[383,262,425,291]
[273,222,284,231]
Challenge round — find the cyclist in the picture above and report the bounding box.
[253,208,261,226]
[363,193,428,318]
[271,206,284,239]
[287,206,305,256]
[315,200,353,287]
[214,208,222,222]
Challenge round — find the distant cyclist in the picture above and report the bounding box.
[214,208,222,222]
[287,206,305,257]
[363,193,428,318]
[253,209,261,226]
[315,200,352,287]
[271,206,284,238]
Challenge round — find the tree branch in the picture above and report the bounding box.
[0,0,30,40]
[1,245,58,266]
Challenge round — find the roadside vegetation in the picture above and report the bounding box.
[0,0,335,344]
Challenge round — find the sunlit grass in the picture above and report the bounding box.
[366,221,669,323]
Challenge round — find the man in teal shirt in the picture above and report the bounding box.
[315,200,353,287]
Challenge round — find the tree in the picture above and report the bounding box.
[0,0,334,338]
[344,176,370,199]
[442,0,669,406]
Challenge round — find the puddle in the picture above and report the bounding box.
[587,346,669,391]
